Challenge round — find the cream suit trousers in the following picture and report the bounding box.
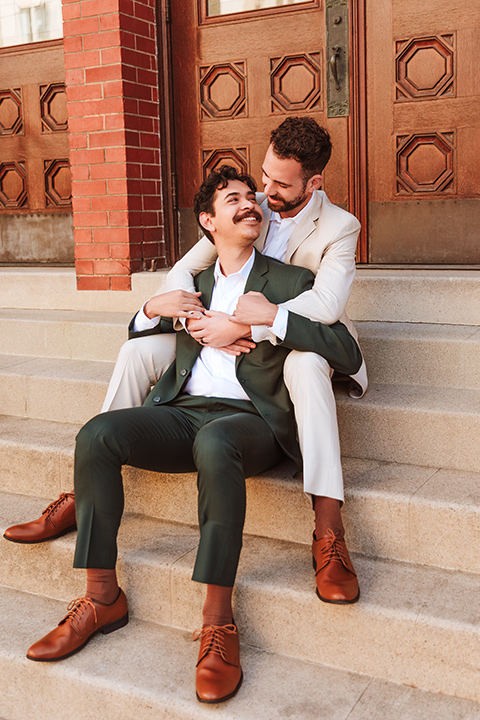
[101,335,344,502]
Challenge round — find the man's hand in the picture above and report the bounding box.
[217,338,257,357]
[187,310,252,349]
[144,290,204,320]
[230,291,278,327]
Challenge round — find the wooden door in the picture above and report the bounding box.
[0,39,72,263]
[366,0,480,264]
[170,0,357,256]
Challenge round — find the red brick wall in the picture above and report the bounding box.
[62,0,165,290]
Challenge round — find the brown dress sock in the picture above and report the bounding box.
[86,568,120,605]
[202,584,234,627]
[313,495,345,539]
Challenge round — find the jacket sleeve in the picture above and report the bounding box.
[277,269,362,377]
[279,315,362,376]
[127,314,174,340]
[164,235,218,293]
[279,214,360,324]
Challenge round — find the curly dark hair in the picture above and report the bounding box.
[270,116,332,180]
[193,165,257,242]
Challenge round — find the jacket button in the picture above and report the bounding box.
[180,369,188,376]
[152,396,161,403]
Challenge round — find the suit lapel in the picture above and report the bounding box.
[254,202,271,251]
[176,264,216,373]
[236,250,269,373]
[196,263,216,307]
[285,190,324,263]
[244,249,269,294]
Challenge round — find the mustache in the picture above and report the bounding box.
[234,209,262,223]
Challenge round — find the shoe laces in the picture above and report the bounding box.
[318,528,350,568]
[42,492,71,519]
[63,597,98,628]
[192,624,237,662]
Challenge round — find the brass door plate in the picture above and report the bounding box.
[326,1,350,117]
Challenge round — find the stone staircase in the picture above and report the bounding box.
[0,266,480,720]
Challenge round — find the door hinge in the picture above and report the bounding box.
[165,0,171,24]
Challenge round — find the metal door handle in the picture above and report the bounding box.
[329,45,341,91]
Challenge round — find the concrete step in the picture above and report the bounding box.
[357,321,480,390]
[0,354,112,424]
[1,417,480,574]
[0,309,130,363]
[0,266,166,314]
[1,267,479,326]
[1,499,480,702]
[347,269,480,326]
[3,587,479,720]
[1,353,478,471]
[336,382,480,474]
[2,310,480,389]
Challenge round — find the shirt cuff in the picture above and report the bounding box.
[132,302,161,332]
[250,306,288,344]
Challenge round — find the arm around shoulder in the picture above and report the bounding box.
[281,214,360,324]
[280,314,362,377]
[164,235,218,293]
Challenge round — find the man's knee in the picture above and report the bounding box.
[76,414,120,459]
[284,351,332,389]
[193,425,239,470]
[116,336,157,367]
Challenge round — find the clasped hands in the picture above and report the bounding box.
[188,291,279,356]
[144,289,278,357]
[182,292,278,356]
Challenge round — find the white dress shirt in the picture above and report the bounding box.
[134,250,287,401]
[132,196,317,342]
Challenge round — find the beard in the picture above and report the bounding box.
[266,183,308,214]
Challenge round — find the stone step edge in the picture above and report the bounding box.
[2,501,479,634]
[2,585,478,720]
[2,424,480,575]
[1,266,479,326]
[2,511,480,703]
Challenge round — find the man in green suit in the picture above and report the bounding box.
[26,166,361,704]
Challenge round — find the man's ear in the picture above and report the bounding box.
[306,174,323,192]
[199,211,215,235]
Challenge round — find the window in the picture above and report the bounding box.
[206,0,312,18]
[0,0,63,48]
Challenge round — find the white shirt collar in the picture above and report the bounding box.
[270,191,316,226]
[213,248,255,283]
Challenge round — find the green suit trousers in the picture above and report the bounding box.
[73,394,285,587]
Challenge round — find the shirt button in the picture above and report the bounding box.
[180,369,188,376]
[152,396,161,403]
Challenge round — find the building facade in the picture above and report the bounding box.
[1,0,479,289]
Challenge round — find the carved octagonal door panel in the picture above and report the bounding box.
[0,40,72,263]
[366,2,480,263]
[170,0,351,256]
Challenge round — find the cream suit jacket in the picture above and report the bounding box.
[165,190,367,397]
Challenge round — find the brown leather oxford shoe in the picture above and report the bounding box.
[194,623,243,703]
[4,492,76,544]
[312,528,360,604]
[27,589,128,662]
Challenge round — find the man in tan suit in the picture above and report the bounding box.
[5,117,366,605]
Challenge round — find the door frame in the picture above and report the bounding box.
[349,0,368,263]
[157,0,369,265]
[156,0,179,267]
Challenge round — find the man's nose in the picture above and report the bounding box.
[263,178,277,197]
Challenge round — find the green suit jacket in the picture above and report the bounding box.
[130,250,362,466]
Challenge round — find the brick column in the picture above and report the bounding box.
[62,0,165,290]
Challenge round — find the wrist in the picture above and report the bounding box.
[267,305,278,327]
[144,299,159,320]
